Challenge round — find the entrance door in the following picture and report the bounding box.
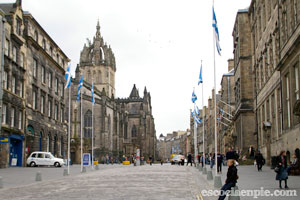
[9,137,23,167]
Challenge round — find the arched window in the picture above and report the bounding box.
[131,125,137,137]
[84,110,92,138]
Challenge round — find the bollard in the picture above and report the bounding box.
[206,170,213,180]
[82,166,86,173]
[95,165,99,170]
[214,175,222,188]
[35,171,42,181]
[63,169,68,176]
[199,165,203,171]
[228,186,240,200]
[203,167,207,175]
[0,176,3,189]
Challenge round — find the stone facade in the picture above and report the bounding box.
[70,23,156,163]
[0,1,69,168]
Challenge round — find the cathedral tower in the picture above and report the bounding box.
[79,20,116,98]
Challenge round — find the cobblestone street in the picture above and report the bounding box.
[0,164,299,200]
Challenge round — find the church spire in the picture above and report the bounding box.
[96,19,101,39]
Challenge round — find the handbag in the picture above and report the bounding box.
[274,166,280,173]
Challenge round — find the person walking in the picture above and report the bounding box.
[218,159,239,200]
[210,153,215,170]
[217,152,223,173]
[276,151,288,189]
[149,155,153,166]
[187,153,193,166]
[255,151,264,171]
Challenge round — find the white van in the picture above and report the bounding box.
[26,152,65,167]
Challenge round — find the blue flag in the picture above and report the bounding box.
[198,64,203,85]
[91,82,95,105]
[77,75,83,101]
[194,105,200,116]
[65,64,71,89]
[213,7,221,56]
[192,90,197,103]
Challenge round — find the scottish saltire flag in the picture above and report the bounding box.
[194,105,200,116]
[195,116,202,124]
[65,64,71,89]
[198,64,203,85]
[213,7,221,56]
[220,108,225,116]
[77,75,83,101]
[192,90,197,103]
[91,82,95,105]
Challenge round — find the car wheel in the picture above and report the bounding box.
[30,161,36,167]
[54,162,60,167]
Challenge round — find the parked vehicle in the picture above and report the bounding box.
[26,152,65,167]
[171,155,184,165]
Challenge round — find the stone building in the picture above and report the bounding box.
[232,9,256,156]
[70,22,156,163]
[0,1,69,168]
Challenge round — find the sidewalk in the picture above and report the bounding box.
[192,164,300,200]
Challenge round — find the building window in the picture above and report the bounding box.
[20,53,24,68]
[60,82,64,97]
[285,74,291,128]
[34,31,38,42]
[60,107,64,123]
[33,90,37,110]
[131,125,137,137]
[295,66,299,100]
[4,39,9,56]
[48,100,52,117]
[11,107,15,127]
[41,66,45,84]
[18,111,22,129]
[62,59,65,67]
[33,59,37,78]
[84,110,92,138]
[50,47,53,57]
[12,76,16,94]
[48,72,52,88]
[16,18,22,35]
[2,104,7,124]
[41,96,45,114]
[55,78,59,93]
[42,39,46,50]
[56,54,59,64]
[12,46,17,62]
[19,80,23,97]
[3,71,8,90]
[54,104,58,120]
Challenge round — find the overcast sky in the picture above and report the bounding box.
[2,0,251,137]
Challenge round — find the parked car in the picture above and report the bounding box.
[26,152,65,167]
[171,155,184,165]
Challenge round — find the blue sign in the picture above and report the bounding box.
[83,153,90,166]
[0,137,9,143]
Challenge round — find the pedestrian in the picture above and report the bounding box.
[160,159,163,165]
[217,152,223,173]
[255,151,264,171]
[210,153,215,169]
[225,147,235,160]
[187,153,192,166]
[218,159,239,200]
[275,151,288,189]
[149,155,153,165]
[287,154,299,174]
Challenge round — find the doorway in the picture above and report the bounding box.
[9,135,23,167]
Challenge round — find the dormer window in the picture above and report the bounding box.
[16,17,22,35]
[42,39,46,50]
[56,54,59,64]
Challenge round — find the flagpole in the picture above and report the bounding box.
[92,83,94,169]
[201,61,205,168]
[80,91,83,172]
[194,103,198,166]
[67,80,71,175]
[212,0,218,176]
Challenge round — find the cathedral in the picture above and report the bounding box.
[69,21,156,163]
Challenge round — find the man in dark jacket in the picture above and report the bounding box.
[226,147,235,160]
[255,151,264,171]
[217,152,223,173]
[218,159,238,200]
[187,153,192,166]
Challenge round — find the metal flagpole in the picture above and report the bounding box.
[80,91,83,172]
[92,84,94,169]
[201,61,205,168]
[67,81,71,175]
[193,103,198,166]
[213,0,218,176]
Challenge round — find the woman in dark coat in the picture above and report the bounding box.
[276,151,288,189]
[255,151,264,171]
[218,159,238,200]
